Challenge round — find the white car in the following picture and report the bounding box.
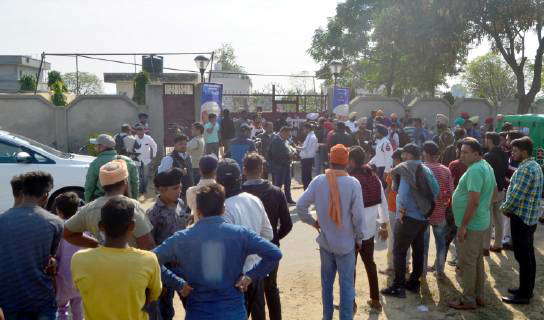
[0,130,94,212]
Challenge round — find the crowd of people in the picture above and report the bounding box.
[0,107,542,320]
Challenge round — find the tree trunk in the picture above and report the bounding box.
[518,95,532,114]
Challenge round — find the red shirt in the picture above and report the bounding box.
[449,160,468,188]
[425,162,454,225]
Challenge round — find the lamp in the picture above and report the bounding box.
[329,61,343,87]
[194,55,210,83]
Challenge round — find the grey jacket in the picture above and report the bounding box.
[391,160,439,216]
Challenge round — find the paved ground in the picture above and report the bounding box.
[141,180,544,320]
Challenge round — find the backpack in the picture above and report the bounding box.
[415,164,436,218]
[114,133,127,155]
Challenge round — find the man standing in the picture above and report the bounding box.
[227,124,257,170]
[298,122,319,190]
[220,109,236,154]
[297,144,365,320]
[269,126,295,204]
[134,112,151,134]
[158,135,194,201]
[483,132,509,254]
[64,160,155,250]
[500,137,543,305]
[381,144,439,298]
[256,121,275,178]
[216,159,273,319]
[186,155,218,217]
[135,124,158,195]
[449,138,496,310]
[242,152,293,320]
[0,172,63,320]
[327,122,355,152]
[369,124,394,186]
[187,123,205,184]
[153,184,282,319]
[413,118,429,146]
[204,113,220,156]
[345,112,358,134]
[85,134,139,202]
[114,124,137,157]
[422,141,454,279]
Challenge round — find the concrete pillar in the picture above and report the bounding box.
[146,84,165,157]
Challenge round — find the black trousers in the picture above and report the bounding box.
[301,158,314,190]
[511,214,537,298]
[393,216,428,288]
[245,279,265,320]
[263,265,282,320]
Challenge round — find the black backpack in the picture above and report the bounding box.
[415,164,436,218]
[114,133,127,155]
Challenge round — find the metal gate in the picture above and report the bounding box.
[163,83,195,147]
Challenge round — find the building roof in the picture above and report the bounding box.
[0,55,51,69]
[103,72,198,83]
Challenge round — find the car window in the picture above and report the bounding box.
[33,152,50,163]
[0,141,23,163]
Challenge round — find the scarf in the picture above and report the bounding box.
[325,169,348,227]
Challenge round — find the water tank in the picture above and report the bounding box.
[142,55,163,74]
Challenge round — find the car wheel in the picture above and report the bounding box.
[46,188,85,211]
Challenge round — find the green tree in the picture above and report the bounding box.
[214,43,252,84]
[63,72,104,95]
[133,71,149,105]
[51,81,66,106]
[463,53,517,106]
[456,0,544,113]
[19,74,37,92]
[47,71,67,91]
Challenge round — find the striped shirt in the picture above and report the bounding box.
[425,162,454,225]
[501,158,543,226]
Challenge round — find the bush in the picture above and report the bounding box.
[133,71,149,105]
[19,74,37,91]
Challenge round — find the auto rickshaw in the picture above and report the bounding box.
[497,114,544,164]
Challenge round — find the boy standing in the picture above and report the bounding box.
[71,196,162,320]
[187,123,205,184]
[158,135,194,201]
[54,192,84,320]
[147,168,192,319]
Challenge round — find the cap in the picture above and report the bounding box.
[436,114,449,125]
[485,117,494,124]
[329,144,349,165]
[199,154,219,172]
[154,168,183,188]
[138,113,149,118]
[99,160,128,186]
[134,123,144,130]
[402,143,421,158]
[216,158,241,183]
[469,115,480,123]
[90,134,116,148]
[121,123,131,129]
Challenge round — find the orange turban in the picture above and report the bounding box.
[99,160,128,186]
[330,144,349,165]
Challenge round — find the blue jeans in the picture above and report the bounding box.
[139,162,149,194]
[423,220,448,274]
[272,164,293,202]
[320,248,355,320]
[4,306,57,320]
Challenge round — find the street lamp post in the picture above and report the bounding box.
[329,61,343,87]
[194,55,210,83]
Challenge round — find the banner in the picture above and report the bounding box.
[200,83,223,122]
[332,87,350,116]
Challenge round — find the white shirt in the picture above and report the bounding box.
[345,120,358,133]
[224,192,273,272]
[135,134,158,165]
[361,184,389,240]
[369,136,394,172]
[157,152,190,173]
[186,178,216,217]
[300,131,319,159]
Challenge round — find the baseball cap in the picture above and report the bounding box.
[216,158,241,184]
[133,123,144,130]
[90,134,116,148]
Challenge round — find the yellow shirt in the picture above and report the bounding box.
[71,246,162,320]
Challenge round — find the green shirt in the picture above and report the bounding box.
[84,150,140,202]
[452,159,496,231]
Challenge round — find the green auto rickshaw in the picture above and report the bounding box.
[497,114,544,164]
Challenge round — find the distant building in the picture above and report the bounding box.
[209,63,252,94]
[104,55,198,99]
[0,55,51,93]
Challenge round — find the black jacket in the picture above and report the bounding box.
[242,180,293,245]
[220,116,235,140]
[256,132,274,160]
[484,147,509,191]
[170,152,194,196]
[328,130,355,151]
[269,135,291,167]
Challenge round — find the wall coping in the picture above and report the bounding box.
[407,97,452,108]
[66,94,143,110]
[452,97,494,109]
[0,94,62,110]
[349,95,405,107]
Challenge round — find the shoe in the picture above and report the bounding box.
[476,297,485,307]
[448,300,477,310]
[503,242,513,251]
[502,295,531,305]
[353,301,357,315]
[405,282,420,294]
[490,247,503,253]
[380,286,406,298]
[448,260,457,267]
[287,200,296,205]
[483,249,490,256]
[378,268,394,276]
[507,288,533,298]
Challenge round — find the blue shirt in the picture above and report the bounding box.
[204,122,220,144]
[153,216,281,320]
[227,137,256,169]
[0,205,64,313]
[396,161,439,221]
